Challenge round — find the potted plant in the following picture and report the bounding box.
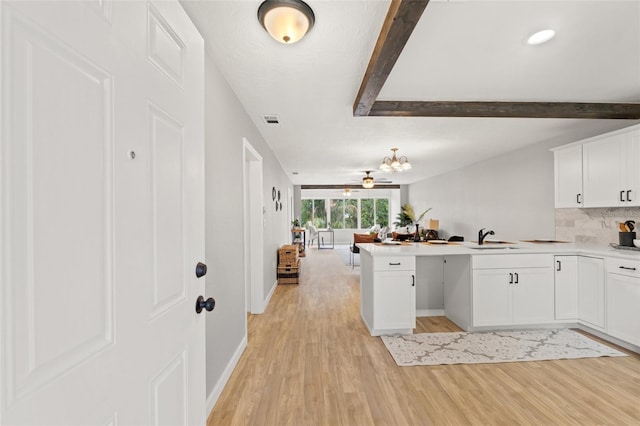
[394,204,431,240]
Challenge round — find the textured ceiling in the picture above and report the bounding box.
[181,0,640,186]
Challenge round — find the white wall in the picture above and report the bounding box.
[201,50,292,409]
[408,139,562,242]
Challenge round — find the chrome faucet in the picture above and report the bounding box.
[478,228,495,245]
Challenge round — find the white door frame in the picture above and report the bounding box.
[288,188,293,239]
[243,138,264,314]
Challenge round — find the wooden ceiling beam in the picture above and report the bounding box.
[369,101,640,119]
[353,1,640,120]
[301,184,400,190]
[352,0,430,117]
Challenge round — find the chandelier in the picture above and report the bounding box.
[342,188,352,196]
[362,171,375,189]
[379,148,411,172]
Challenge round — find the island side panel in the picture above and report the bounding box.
[360,249,374,334]
[443,255,472,331]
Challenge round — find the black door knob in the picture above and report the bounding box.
[195,262,207,278]
[195,296,215,314]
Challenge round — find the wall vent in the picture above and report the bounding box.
[263,115,279,125]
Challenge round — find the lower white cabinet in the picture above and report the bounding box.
[578,256,605,330]
[554,255,579,320]
[360,253,416,336]
[374,270,416,331]
[472,254,554,327]
[606,258,640,347]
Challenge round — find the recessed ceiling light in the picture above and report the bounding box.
[527,29,555,45]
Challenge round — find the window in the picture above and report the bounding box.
[360,199,374,228]
[360,198,389,228]
[345,199,357,228]
[302,196,389,229]
[330,199,358,229]
[375,198,389,227]
[301,199,326,227]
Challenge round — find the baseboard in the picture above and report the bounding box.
[577,324,640,354]
[416,309,444,317]
[206,334,248,417]
[262,280,277,311]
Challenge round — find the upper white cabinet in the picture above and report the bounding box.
[582,127,640,207]
[554,145,583,208]
[553,124,640,208]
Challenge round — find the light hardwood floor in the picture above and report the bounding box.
[207,246,640,425]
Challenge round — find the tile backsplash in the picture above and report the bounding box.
[556,207,640,246]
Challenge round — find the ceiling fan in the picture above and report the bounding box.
[351,170,392,188]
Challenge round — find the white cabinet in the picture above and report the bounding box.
[472,254,554,327]
[360,254,416,336]
[606,258,640,347]
[583,128,640,207]
[554,255,578,320]
[375,270,416,330]
[578,256,605,330]
[554,145,583,208]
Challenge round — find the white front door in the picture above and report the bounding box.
[0,1,206,424]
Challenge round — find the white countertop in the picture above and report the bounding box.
[356,241,640,261]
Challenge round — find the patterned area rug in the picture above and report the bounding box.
[381,329,627,366]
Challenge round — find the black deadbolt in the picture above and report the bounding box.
[195,262,207,278]
[195,296,215,314]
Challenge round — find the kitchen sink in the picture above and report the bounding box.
[469,246,520,250]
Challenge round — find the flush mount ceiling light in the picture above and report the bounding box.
[379,148,411,172]
[362,171,375,189]
[527,29,556,45]
[257,0,315,44]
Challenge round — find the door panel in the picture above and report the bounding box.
[3,2,115,408]
[147,3,185,86]
[375,271,414,329]
[512,269,554,325]
[554,146,582,208]
[472,270,510,327]
[625,130,640,205]
[583,135,623,207]
[578,256,605,330]
[607,274,640,347]
[149,103,187,317]
[150,351,187,426]
[1,1,205,424]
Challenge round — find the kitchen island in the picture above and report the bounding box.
[357,241,640,354]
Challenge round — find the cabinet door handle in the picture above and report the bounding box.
[620,190,626,202]
[411,274,415,287]
[627,190,632,202]
[576,193,582,204]
[514,272,519,284]
[389,262,401,266]
[619,266,637,271]
[556,260,561,272]
[509,273,513,284]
